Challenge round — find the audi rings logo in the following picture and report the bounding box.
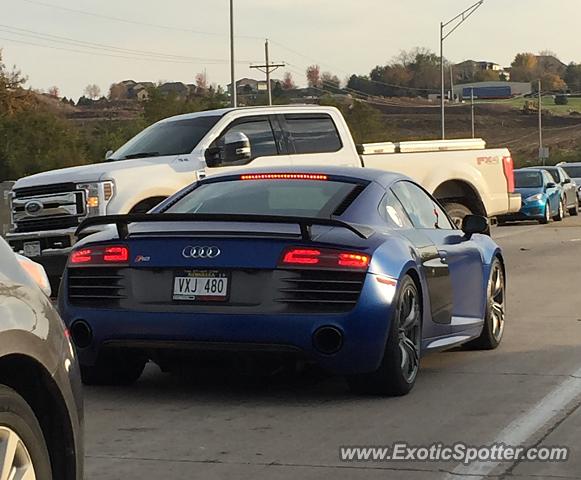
[182,246,221,259]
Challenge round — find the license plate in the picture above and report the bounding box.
[173,270,229,302]
[23,241,41,258]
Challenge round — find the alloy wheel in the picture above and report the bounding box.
[489,262,505,342]
[0,426,36,480]
[397,284,421,383]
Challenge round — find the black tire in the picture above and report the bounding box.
[569,198,579,216]
[442,202,473,229]
[347,275,422,396]
[554,200,564,222]
[0,385,52,479]
[466,258,505,350]
[539,204,550,224]
[81,352,146,386]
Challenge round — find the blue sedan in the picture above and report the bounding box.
[498,168,562,224]
[58,167,506,396]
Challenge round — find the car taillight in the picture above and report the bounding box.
[279,247,370,270]
[503,156,515,193]
[70,245,129,266]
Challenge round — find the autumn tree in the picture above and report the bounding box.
[510,53,539,82]
[84,84,101,100]
[306,65,321,88]
[282,72,296,90]
[321,72,341,88]
[195,72,208,91]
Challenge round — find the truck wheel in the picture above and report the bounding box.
[442,202,473,229]
[129,197,167,214]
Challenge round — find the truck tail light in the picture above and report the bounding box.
[70,245,129,266]
[279,247,370,270]
[503,156,515,193]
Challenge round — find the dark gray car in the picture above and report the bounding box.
[528,166,579,216]
[0,237,83,479]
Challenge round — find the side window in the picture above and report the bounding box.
[284,114,342,154]
[391,181,454,230]
[215,118,278,165]
[379,190,413,229]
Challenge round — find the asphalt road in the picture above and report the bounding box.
[84,217,581,480]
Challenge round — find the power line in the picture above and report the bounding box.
[19,0,262,40]
[0,35,252,66]
[0,24,251,64]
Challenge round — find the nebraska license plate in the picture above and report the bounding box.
[173,270,229,302]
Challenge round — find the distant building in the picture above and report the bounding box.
[536,55,567,75]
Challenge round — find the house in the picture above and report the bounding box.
[454,60,506,82]
[136,89,149,102]
[158,82,189,99]
[536,55,567,76]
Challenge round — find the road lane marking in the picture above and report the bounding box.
[445,364,581,479]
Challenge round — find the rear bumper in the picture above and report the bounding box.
[58,273,396,375]
[507,193,522,214]
[498,201,545,222]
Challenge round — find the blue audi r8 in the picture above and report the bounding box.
[58,167,506,396]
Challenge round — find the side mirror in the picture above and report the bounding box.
[224,132,251,164]
[204,146,222,168]
[563,178,571,184]
[546,182,557,189]
[462,215,488,239]
[105,150,114,161]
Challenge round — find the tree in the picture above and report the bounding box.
[565,63,581,92]
[510,53,539,82]
[84,84,101,100]
[473,70,501,82]
[195,72,208,91]
[47,86,60,98]
[306,65,321,88]
[321,72,341,89]
[282,72,296,90]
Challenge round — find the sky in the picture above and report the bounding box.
[1,0,579,99]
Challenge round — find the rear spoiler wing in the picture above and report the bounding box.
[75,213,375,241]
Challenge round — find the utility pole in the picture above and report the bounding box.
[450,65,455,103]
[250,39,285,106]
[471,87,475,138]
[538,79,544,165]
[440,22,445,139]
[229,0,237,107]
[440,0,485,139]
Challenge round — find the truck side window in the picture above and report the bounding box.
[392,181,454,230]
[284,114,342,154]
[216,118,278,164]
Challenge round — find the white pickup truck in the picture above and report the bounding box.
[6,105,520,289]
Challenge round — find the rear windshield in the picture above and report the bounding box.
[561,166,581,178]
[515,171,543,188]
[110,116,222,160]
[166,179,359,217]
[541,168,560,183]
